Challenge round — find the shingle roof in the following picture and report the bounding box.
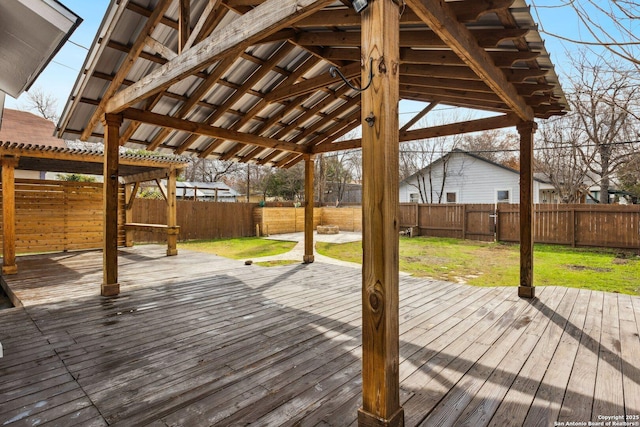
[0,109,66,148]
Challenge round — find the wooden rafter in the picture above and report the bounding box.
[179,0,191,53]
[121,108,308,154]
[322,48,540,68]
[171,42,296,154]
[81,0,173,141]
[314,113,519,153]
[296,28,528,49]
[399,102,438,132]
[105,0,335,115]
[405,0,534,120]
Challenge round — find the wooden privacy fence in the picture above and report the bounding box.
[399,203,640,249]
[132,199,257,242]
[0,179,125,255]
[253,206,362,235]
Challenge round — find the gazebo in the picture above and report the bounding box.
[55,0,567,424]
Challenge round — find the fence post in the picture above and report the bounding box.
[495,204,500,242]
[570,207,576,247]
[462,204,467,240]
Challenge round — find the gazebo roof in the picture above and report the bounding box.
[0,140,188,179]
[56,0,567,168]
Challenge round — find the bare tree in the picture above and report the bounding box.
[459,129,519,168]
[20,87,59,122]
[566,56,640,203]
[183,158,241,183]
[536,115,595,203]
[534,1,640,72]
[401,133,462,203]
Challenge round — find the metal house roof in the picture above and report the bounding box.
[56,0,567,168]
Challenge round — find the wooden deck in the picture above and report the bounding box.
[1,245,639,426]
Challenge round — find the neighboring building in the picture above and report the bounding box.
[175,181,240,202]
[0,108,67,179]
[399,149,555,204]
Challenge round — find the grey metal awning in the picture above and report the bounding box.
[0,0,82,116]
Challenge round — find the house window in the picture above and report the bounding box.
[409,193,420,203]
[496,189,511,203]
[446,192,457,203]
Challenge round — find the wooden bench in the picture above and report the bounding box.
[124,223,180,256]
[124,223,180,234]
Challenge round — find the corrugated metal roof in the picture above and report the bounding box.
[57,0,568,168]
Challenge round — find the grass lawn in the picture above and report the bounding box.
[316,237,640,295]
[178,237,296,260]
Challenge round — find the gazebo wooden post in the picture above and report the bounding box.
[303,154,315,263]
[518,121,537,298]
[1,155,19,275]
[166,167,179,256]
[124,183,135,247]
[102,113,123,297]
[359,0,403,424]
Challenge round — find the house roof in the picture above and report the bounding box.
[0,0,81,98]
[401,148,549,184]
[56,0,568,169]
[176,181,240,198]
[0,109,67,148]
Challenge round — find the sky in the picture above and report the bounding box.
[4,0,632,122]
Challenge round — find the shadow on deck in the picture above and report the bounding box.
[1,245,639,426]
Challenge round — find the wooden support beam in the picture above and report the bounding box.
[314,113,519,153]
[179,0,191,53]
[184,0,222,50]
[399,102,437,132]
[102,114,123,297]
[167,167,178,256]
[82,0,172,140]
[358,0,403,424]
[145,36,177,60]
[303,154,315,263]
[122,169,172,184]
[105,0,334,114]
[288,0,515,25]
[405,0,534,121]
[1,156,19,275]
[297,28,528,49]
[120,108,308,154]
[171,42,295,153]
[125,183,136,247]
[264,62,360,103]
[155,179,169,202]
[151,54,239,151]
[518,121,536,298]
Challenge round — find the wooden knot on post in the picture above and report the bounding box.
[367,281,385,330]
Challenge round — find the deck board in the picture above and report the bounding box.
[1,245,639,426]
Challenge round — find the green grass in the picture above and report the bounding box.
[316,237,640,295]
[178,237,296,260]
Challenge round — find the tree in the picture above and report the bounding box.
[565,56,640,203]
[536,1,640,74]
[20,87,59,122]
[315,152,355,206]
[459,129,519,169]
[400,133,463,203]
[264,163,304,201]
[535,115,595,203]
[617,153,640,202]
[183,158,240,183]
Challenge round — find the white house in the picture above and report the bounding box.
[399,149,556,204]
